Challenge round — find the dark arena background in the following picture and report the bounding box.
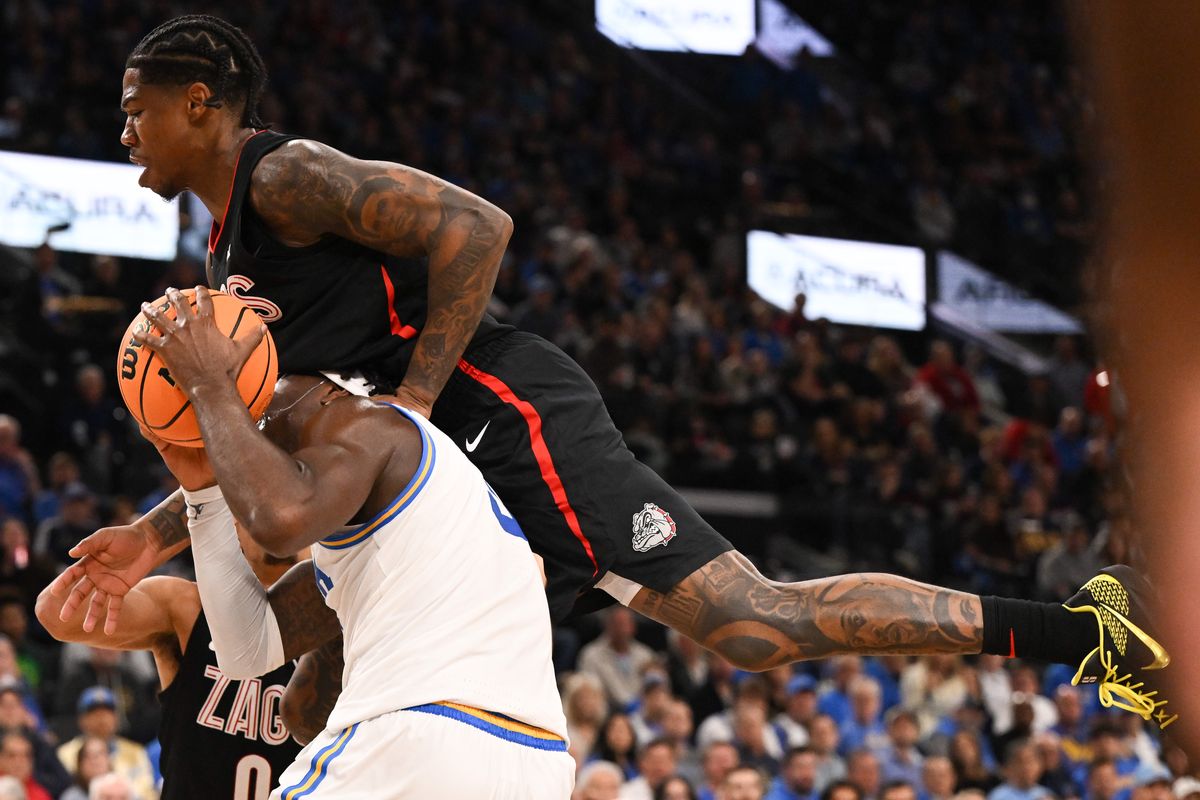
[1,2,1196,799]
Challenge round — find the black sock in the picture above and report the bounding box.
[980,596,1096,665]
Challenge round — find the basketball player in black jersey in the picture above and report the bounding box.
[34,526,333,798]
[58,13,1174,728]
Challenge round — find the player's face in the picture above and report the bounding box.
[120,68,194,200]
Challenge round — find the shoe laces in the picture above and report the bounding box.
[1072,615,1178,730]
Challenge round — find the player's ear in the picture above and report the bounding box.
[321,387,351,405]
[185,81,220,118]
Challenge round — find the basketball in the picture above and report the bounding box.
[115,289,277,447]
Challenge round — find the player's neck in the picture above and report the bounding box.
[188,126,261,221]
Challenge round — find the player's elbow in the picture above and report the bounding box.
[494,207,514,244]
[476,203,514,252]
[215,656,259,682]
[243,508,310,559]
[212,643,278,682]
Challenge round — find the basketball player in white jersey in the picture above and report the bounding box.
[82,287,572,799]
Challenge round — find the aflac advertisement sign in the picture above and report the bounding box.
[747,230,926,331]
[937,252,1082,334]
[0,150,179,261]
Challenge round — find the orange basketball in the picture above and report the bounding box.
[116,289,278,447]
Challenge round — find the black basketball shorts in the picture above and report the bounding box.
[431,331,734,622]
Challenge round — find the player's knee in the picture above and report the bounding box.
[704,574,804,671]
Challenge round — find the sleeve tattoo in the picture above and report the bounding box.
[146,492,190,551]
[631,552,983,670]
[251,142,511,404]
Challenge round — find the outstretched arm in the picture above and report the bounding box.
[629,552,982,671]
[36,575,198,653]
[250,141,513,417]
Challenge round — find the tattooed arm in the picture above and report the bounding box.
[144,489,192,560]
[249,140,513,417]
[281,636,345,745]
[629,552,982,671]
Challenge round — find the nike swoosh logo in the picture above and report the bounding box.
[1097,602,1171,670]
[465,421,490,453]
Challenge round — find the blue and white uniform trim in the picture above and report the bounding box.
[404,702,568,752]
[320,403,435,549]
[279,723,359,799]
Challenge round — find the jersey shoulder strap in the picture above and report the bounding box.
[209,129,304,256]
[161,608,210,700]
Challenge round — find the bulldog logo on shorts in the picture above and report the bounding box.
[631,502,677,552]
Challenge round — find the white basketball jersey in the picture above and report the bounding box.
[311,403,566,739]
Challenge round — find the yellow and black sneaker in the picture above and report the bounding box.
[1064,566,1176,729]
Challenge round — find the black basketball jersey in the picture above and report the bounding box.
[158,611,301,800]
[207,129,511,383]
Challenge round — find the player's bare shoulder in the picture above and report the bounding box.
[248,136,472,259]
[300,391,421,454]
[247,139,356,247]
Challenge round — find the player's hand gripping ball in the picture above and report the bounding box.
[116,288,277,447]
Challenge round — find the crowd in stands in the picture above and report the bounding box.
[0,1,1187,799]
[711,0,1094,307]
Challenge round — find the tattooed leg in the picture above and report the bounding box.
[628,552,982,671]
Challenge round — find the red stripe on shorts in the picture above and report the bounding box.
[380,266,418,339]
[457,358,599,577]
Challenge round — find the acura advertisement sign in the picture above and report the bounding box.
[747,230,927,330]
[0,150,179,260]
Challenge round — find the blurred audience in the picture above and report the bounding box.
[0,1,1184,798]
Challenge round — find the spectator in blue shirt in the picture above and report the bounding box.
[809,715,847,792]
[1087,760,1124,800]
[31,452,79,525]
[767,748,821,800]
[697,741,740,800]
[774,675,819,750]
[839,678,887,756]
[919,756,956,800]
[818,657,862,729]
[1049,686,1092,768]
[1071,724,1138,796]
[0,417,38,522]
[876,710,924,788]
[987,743,1052,800]
[847,750,883,800]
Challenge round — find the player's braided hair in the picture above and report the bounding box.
[127,14,267,128]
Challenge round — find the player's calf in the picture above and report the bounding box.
[630,552,983,670]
